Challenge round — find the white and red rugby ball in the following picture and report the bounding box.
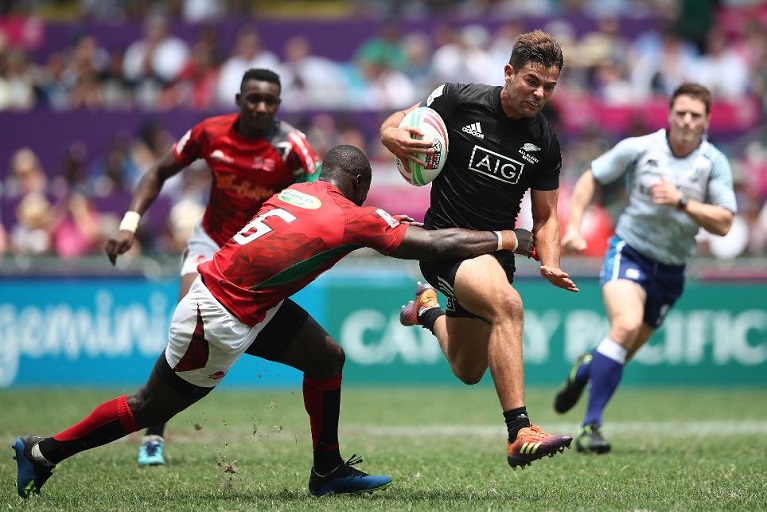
[394,106,449,186]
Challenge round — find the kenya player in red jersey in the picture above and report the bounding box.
[19,146,535,498]
[104,69,319,466]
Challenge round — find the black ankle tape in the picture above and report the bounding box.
[419,307,445,333]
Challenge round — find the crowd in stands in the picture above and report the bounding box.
[1,0,767,262]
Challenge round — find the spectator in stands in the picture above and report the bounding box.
[164,37,221,109]
[89,133,141,197]
[35,50,69,109]
[122,14,190,107]
[691,27,750,99]
[216,27,279,106]
[734,19,767,100]
[179,0,227,22]
[348,54,417,110]
[430,24,496,85]
[4,148,47,199]
[630,22,698,99]
[10,191,52,256]
[589,58,636,105]
[399,31,434,99]
[130,120,178,196]
[488,21,525,74]
[277,35,347,110]
[353,21,408,73]
[51,192,109,259]
[54,140,89,196]
[0,221,7,255]
[0,48,36,110]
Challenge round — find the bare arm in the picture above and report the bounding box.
[561,169,597,253]
[649,176,734,236]
[379,103,435,167]
[388,226,535,261]
[127,150,186,215]
[684,201,734,236]
[104,149,186,264]
[531,188,579,292]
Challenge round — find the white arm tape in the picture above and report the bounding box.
[119,211,141,233]
[494,231,503,251]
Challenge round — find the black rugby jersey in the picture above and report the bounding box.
[423,83,561,231]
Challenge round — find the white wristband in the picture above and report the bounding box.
[494,231,503,251]
[119,211,141,233]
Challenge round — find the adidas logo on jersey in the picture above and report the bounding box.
[462,122,484,139]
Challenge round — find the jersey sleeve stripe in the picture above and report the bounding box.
[288,131,318,175]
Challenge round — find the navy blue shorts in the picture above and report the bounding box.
[600,236,685,328]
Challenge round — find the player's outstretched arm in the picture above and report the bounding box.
[389,226,535,261]
[539,265,579,292]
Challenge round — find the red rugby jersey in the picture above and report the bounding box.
[173,113,319,246]
[198,181,408,325]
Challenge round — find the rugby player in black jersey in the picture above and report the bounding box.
[380,29,579,469]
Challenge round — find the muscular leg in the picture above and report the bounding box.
[251,303,345,474]
[405,259,572,465]
[436,254,526,411]
[245,299,390,494]
[38,355,205,465]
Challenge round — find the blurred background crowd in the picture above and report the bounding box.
[1,0,766,266]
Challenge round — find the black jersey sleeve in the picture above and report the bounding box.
[531,129,561,191]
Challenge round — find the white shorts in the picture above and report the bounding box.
[165,276,283,388]
[179,219,220,277]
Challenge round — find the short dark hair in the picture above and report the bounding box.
[509,30,564,72]
[240,68,281,93]
[322,144,371,181]
[670,83,712,115]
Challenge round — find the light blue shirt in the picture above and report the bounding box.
[591,129,737,265]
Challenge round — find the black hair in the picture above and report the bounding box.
[321,145,371,181]
[240,68,281,92]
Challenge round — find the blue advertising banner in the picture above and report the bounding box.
[1,273,765,388]
[0,277,306,389]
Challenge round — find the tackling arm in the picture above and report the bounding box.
[388,226,535,261]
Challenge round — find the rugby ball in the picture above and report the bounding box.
[394,107,449,186]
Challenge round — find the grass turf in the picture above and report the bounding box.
[1,387,765,511]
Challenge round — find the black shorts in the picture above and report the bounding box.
[154,298,309,397]
[245,298,309,360]
[419,251,516,319]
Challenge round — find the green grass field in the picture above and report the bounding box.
[1,387,765,511]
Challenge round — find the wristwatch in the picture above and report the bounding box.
[677,193,689,211]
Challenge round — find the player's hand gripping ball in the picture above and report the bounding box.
[395,107,449,186]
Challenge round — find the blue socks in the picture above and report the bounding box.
[583,338,627,427]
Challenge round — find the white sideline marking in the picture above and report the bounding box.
[342,421,767,437]
[136,420,767,444]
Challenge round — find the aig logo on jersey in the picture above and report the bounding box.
[468,146,525,184]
